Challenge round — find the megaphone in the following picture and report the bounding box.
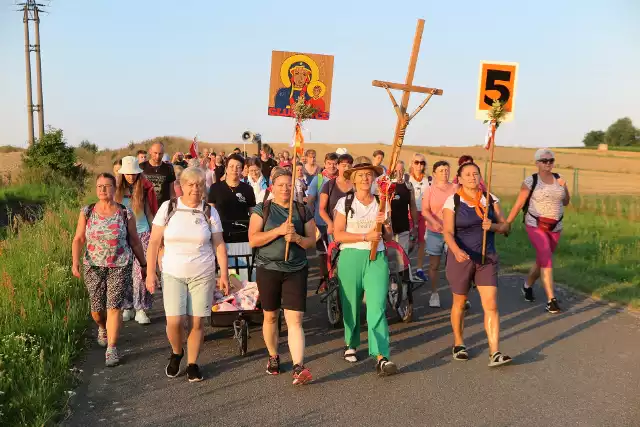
[242,131,261,143]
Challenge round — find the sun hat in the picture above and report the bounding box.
[119,156,143,175]
[162,154,171,163]
[336,147,348,155]
[343,156,384,180]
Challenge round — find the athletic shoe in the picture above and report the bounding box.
[415,269,427,282]
[292,364,312,385]
[546,298,561,314]
[376,357,399,376]
[122,309,135,322]
[135,310,151,324]
[165,349,184,378]
[186,364,204,382]
[522,283,535,302]
[105,346,120,367]
[429,292,441,308]
[97,327,108,347]
[266,355,280,375]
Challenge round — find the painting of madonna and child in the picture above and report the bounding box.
[268,50,334,120]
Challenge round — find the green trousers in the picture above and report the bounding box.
[337,248,390,358]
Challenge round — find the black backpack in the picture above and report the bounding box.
[343,191,380,222]
[452,192,495,235]
[253,190,307,258]
[164,198,212,229]
[85,202,130,242]
[522,173,560,222]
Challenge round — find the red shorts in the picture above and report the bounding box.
[526,226,561,268]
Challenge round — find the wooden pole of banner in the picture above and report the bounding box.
[481,121,496,263]
[284,122,300,260]
[369,18,443,260]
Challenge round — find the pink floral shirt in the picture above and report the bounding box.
[83,205,133,267]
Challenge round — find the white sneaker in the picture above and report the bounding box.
[122,309,135,321]
[135,310,151,324]
[429,292,441,308]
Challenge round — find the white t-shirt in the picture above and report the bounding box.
[153,198,223,278]
[334,196,385,252]
[409,175,431,208]
[523,174,565,231]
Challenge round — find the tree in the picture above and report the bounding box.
[22,127,84,181]
[604,117,640,147]
[79,139,99,153]
[583,130,605,147]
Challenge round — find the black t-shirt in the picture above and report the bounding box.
[390,182,412,234]
[140,161,176,206]
[207,181,256,243]
[214,165,225,182]
[260,157,278,180]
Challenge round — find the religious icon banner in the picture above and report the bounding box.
[268,51,334,120]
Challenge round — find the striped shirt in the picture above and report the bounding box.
[523,174,566,231]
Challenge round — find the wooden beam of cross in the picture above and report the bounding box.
[369,18,444,260]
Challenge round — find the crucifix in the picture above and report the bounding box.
[369,18,444,260]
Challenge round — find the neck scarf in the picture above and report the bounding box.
[456,188,486,220]
[322,169,337,180]
[410,171,425,183]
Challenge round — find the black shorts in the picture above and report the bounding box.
[256,266,308,312]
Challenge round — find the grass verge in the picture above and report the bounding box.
[497,199,640,309]
[0,196,89,425]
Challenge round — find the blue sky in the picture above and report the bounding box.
[1,0,639,149]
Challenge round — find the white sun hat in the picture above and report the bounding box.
[336,147,348,155]
[119,156,143,175]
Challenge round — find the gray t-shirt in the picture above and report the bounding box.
[320,179,351,221]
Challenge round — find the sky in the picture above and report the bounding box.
[1,0,639,150]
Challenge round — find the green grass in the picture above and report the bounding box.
[0,145,24,154]
[0,188,89,425]
[572,145,640,152]
[497,198,640,309]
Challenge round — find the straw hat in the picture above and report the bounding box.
[343,156,384,180]
[119,156,143,175]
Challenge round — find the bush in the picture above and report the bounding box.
[79,140,98,154]
[21,127,86,184]
[0,146,25,154]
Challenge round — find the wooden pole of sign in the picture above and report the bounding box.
[284,122,300,260]
[481,121,496,263]
[369,18,443,260]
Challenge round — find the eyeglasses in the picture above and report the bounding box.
[538,158,555,164]
[414,161,426,166]
[97,185,113,190]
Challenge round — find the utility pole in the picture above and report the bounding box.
[17,1,48,146]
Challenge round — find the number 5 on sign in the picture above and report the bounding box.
[475,61,518,122]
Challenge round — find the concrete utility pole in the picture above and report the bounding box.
[18,0,48,146]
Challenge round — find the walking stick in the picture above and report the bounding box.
[284,120,301,260]
[481,120,497,264]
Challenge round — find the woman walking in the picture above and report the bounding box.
[421,160,456,308]
[72,173,148,367]
[333,157,398,376]
[248,168,316,385]
[146,167,229,382]
[408,153,431,281]
[506,148,570,313]
[115,156,158,324]
[443,162,511,367]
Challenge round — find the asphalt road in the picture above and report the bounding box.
[63,256,640,427]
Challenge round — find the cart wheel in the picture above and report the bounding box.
[326,278,343,328]
[238,319,248,356]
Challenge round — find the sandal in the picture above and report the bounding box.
[452,345,469,361]
[488,351,512,367]
[343,347,358,363]
[376,357,399,376]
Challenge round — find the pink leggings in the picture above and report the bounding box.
[525,226,561,268]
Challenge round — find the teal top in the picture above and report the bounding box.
[122,197,150,234]
[252,201,312,272]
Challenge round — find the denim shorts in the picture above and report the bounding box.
[162,272,215,317]
[426,230,446,256]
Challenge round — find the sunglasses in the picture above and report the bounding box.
[538,158,555,164]
[413,160,426,166]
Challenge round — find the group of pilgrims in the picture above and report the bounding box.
[72,141,570,383]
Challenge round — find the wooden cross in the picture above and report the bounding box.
[369,18,444,260]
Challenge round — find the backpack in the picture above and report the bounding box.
[343,191,380,221]
[522,173,561,223]
[85,202,130,243]
[164,198,212,230]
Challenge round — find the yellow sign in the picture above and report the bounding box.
[476,61,518,122]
